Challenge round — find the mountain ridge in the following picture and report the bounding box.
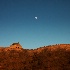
[0,43,70,69]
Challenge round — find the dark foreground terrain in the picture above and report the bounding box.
[0,44,70,70]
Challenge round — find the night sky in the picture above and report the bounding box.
[0,0,70,49]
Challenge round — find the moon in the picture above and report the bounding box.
[35,17,37,19]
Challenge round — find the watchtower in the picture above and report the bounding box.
[9,42,22,50]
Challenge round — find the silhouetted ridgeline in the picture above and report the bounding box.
[0,43,70,70]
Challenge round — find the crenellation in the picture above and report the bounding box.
[0,43,70,52]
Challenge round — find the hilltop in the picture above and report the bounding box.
[0,43,70,70]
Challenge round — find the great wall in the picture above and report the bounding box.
[0,42,70,53]
[0,43,70,70]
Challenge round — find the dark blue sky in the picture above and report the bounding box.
[0,0,70,49]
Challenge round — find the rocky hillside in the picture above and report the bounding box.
[0,44,70,70]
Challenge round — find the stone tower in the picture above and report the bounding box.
[9,42,22,50]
